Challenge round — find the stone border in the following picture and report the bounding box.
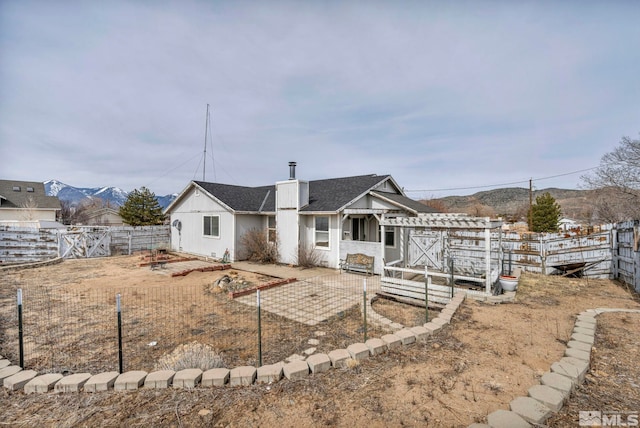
[469,307,640,428]
[228,277,298,299]
[170,263,232,277]
[0,293,468,395]
[0,257,63,272]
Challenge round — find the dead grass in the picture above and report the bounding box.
[0,261,639,427]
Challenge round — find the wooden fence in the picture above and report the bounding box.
[612,220,640,292]
[0,225,170,265]
[1,222,639,292]
[499,227,612,278]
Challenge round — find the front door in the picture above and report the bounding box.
[352,217,366,241]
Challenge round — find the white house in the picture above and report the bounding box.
[164,163,438,273]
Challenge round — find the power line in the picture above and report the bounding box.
[405,166,598,193]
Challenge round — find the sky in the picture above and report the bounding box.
[1,1,639,199]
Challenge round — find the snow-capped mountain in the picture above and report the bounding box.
[44,180,176,209]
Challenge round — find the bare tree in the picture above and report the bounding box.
[581,135,640,222]
[465,203,495,218]
[57,197,111,225]
[20,195,38,220]
[419,197,448,213]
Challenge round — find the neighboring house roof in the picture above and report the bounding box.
[181,174,437,215]
[0,180,61,210]
[85,207,122,220]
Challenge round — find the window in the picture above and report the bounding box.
[12,186,20,192]
[385,229,395,247]
[268,216,276,243]
[315,216,329,248]
[203,215,220,237]
[380,226,396,247]
[26,187,34,192]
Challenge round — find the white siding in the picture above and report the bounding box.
[0,208,57,221]
[168,189,236,260]
[235,215,266,260]
[276,179,305,265]
[299,180,309,207]
[300,214,340,268]
[276,180,299,209]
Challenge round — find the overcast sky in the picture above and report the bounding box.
[1,1,639,198]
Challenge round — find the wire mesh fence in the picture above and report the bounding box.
[0,273,399,374]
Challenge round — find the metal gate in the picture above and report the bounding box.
[59,228,111,258]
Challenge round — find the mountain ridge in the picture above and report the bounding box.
[44,180,177,209]
[428,187,593,221]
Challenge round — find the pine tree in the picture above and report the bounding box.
[528,192,562,233]
[119,187,165,226]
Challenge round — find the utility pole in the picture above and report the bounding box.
[528,178,533,231]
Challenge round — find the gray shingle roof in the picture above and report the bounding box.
[302,174,392,212]
[371,191,440,214]
[194,174,434,214]
[0,180,61,210]
[194,181,275,212]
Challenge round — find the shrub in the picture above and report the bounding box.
[240,228,279,263]
[155,342,224,371]
[297,244,322,268]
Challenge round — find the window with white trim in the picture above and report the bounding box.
[315,216,329,248]
[203,215,220,237]
[380,226,396,247]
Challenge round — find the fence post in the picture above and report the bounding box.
[116,294,123,373]
[424,266,429,323]
[17,289,24,368]
[257,289,262,367]
[363,278,367,342]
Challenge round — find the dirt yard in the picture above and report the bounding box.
[1,256,639,427]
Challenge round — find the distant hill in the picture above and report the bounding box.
[45,180,177,209]
[428,187,594,222]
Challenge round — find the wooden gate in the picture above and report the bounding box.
[408,230,446,269]
[59,228,111,258]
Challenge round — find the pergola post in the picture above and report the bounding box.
[380,214,386,278]
[485,223,491,294]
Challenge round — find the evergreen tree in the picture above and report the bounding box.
[119,187,165,226]
[528,192,562,233]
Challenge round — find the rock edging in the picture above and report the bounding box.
[469,307,640,428]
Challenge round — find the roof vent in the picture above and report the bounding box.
[288,161,297,180]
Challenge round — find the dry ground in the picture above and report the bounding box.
[0,256,387,372]
[1,256,639,427]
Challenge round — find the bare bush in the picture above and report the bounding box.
[240,228,279,263]
[155,341,224,371]
[297,244,322,268]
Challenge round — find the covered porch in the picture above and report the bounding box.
[339,208,403,275]
[379,213,503,304]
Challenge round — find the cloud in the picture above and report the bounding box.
[1,1,639,196]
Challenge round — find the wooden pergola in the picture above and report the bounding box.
[380,213,503,302]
